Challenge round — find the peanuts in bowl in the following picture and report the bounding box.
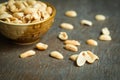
[0,0,56,45]
[0,0,53,23]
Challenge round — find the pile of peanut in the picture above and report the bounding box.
[19,10,112,67]
[0,0,53,24]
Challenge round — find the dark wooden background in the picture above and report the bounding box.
[0,0,120,80]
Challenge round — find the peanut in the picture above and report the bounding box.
[95,14,106,21]
[58,32,68,40]
[76,51,86,67]
[86,39,98,46]
[99,35,112,41]
[64,44,78,52]
[60,23,74,30]
[20,50,36,58]
[69,54,78,61]
[64,40,80,46]
[65,10,77,17]
[84,50,99,63]
[50,51,64,60]
[102,27,110,35]
[80,20,93,26]
[36,42,48,50]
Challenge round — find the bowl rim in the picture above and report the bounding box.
[0,1,56,26]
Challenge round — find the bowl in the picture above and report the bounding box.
[0,1,56,45]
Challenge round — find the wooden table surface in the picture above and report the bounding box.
[0,0,120,80]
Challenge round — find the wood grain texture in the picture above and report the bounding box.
[0,0,120,80]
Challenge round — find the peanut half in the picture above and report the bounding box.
[36,42,48,50]
[64,44,78,52]
[64,40,80,46]
[86,39,98,46]
[58,32,68,40]
[84,50,99,63]
[102,27,110,35]
[20,50,36,58]
[60,23,74,30]
[69,54,78,61]
[95,14,106,21]
[80,20,93,26]
[76,51,86,67]
[65,10,77,17]
[99,35,112,41]
[50,51,64,60]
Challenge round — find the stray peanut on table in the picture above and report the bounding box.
[20,50,36,58]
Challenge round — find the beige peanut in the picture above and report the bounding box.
[84,50,99,63]
[58,32,68,40]
[80,20,93,26]
[50,51,64,60]
[95,14,106,21]
[99,35,112,41]
[70,54,78,61]
[36,42,48,50]
[65,10,77,17]
[64,40,80,46]
[20,50,36,58]
[64,44,78,52]
[76,51,86,67]
[60,23,74,30]
[86,39,98,46]
[102,27,110,35]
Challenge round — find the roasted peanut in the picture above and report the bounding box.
[26,0,37,6]
[102,27,110,35]
[60,23,74,30]
[58,32,68,41]
[99,35,112,41]
[86,39,98,46]
[64,40,80,46]
[50,51,64,60]
[80,20,93,26]
[70,54,78,61]
[65,10,77,17]
[13,12,24,19]
[76,51,86,67]
[84,50,99,63]
[20,50,36,58]
[46,6,53,15]
[36,42,48,50]
[95,14,106,21]
[0,12,12,19]
[64,44,78,52]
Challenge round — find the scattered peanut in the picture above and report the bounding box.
[60,23,74,30]
[76,50,99,67]
[84,51,99,63]
[99,35,112,41]
[58,32,68,40]
[86,39,98,46]
[76,51,86,67]
[50,51,64,60]
[70,54,78,61]
[64,44,78,52]
[65,10,77,17]
[20,50,36,58]
[102,27,110,35]
[64,40,80,46]
[36,42,48,50]
[80,20,93,26]
[95,14,106,21]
